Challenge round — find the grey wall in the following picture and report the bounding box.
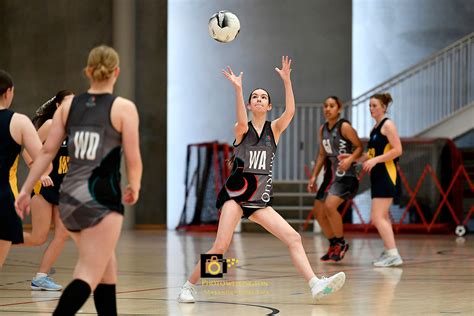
[0,0,112,112]
[168,0,352,229]
[353,0,474,98]
[1,0,168,226]
[135,0,167,226]
[0,0,113,224]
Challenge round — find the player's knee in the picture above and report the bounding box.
[371,213,383,226]
[55,230,69,242]
[287,232,302,247]
[31,234,48,246]
[312,206,323,217]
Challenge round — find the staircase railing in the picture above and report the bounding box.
[268,33,474,181]
[268,103,351,180]
[349,32,474,138]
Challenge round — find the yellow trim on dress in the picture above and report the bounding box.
[383,144,397,185]
[367,148,375,159]
[33,181,42,195]
[9,155,19,198]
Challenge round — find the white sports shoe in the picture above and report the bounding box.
[373,254,403,267]
[311,272,346,301]
[177,282,197,303]
[372,250,388,264]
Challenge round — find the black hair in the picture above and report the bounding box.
[325,96,343,109]
[248,88,272,105]
[0,70,14,95]
[32,90,74,129]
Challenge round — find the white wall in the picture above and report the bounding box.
[353,0,474,98]
[352,0,474,137]
[168,0,352,229]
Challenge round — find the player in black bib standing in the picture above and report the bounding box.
[0,70,43,269]
[339,93,403,267]
[21,90,74,291]
[16,46,142,315]
[308,96,362,262]
[178,57,346,304]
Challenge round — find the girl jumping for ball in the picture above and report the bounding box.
[178,56,346,304]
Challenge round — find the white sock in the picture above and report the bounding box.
[35,272,47,279]
[385,248,399,256]
[308,276,319,288]
[184,280,196,288]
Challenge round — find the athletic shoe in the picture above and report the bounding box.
[31,276,63,291]
[373,254,403,267]
[320,245,335,262]
[330,243,349,262]
[177,282,197,303]
[372,250,388,264]
[311,272,346,301]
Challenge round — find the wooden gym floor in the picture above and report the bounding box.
[0,230,473,315]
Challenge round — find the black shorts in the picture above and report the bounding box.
[240,199,273,218]
[32,182,60,205]
[370,170,401,199]
[0,191,23,244]
[217,186,273,219]
[316,176,359,201]
[38,186,60,205]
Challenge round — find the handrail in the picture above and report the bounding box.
[267,32,474,179]
[348,33,474,105]
[348,32,474,137]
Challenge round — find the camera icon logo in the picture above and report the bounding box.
[200,254,238,278]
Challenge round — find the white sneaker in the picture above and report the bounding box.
[177,282,197,303]
[372,250,388,264]
[311,272,346,301]
[373,254,403,267]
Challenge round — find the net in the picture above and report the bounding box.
[177,142,232,231]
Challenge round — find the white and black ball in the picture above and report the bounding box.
[208,11,240,43]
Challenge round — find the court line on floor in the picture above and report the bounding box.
[0,292,280,315]
[2,246,472,310]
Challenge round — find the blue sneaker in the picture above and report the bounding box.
[31,276,63,291]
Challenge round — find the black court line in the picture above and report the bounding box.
[195,300,279,315]
[2,246,472,312]
[0,298,59,307]
[3,250,473,293]
[117,298,280,315]
[0,286,170,307]
[0,312,141,315]
[5,259,39,266]
[0,280,30,287]
[116,298,280,315]
[0,298,280,315]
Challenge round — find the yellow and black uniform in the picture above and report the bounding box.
[367,117,401,199]
[0,109,23,244]
[33,138,69,205]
